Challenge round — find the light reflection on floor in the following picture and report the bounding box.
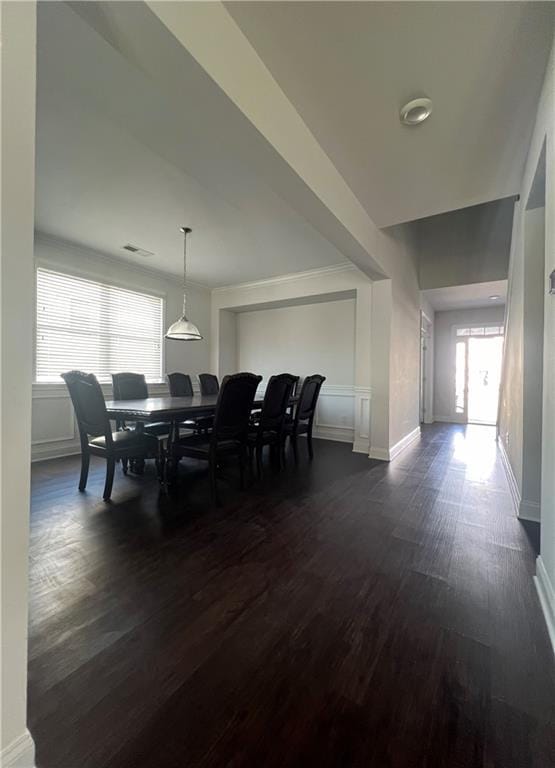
[451,424,498,483]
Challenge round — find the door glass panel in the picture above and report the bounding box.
[467,336,503,424]
[455,340,466,414]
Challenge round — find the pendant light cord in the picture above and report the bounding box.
[181,226,192,317]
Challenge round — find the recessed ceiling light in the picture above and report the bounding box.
[400,97,433,126]
[489,295,501,300]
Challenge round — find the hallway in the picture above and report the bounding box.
[28,424,554,767]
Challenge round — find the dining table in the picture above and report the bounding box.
[104,392,297,484]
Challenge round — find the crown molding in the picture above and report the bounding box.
[211,262,360,294]
[34,231,211,291]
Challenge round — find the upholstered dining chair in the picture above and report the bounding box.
[247,373,298,477]
[111,372,170,438]
[166,372,211,434]
[198,373,219,396]
[167,372,194,397]
[62,370,159,500]
[283,374,326,462]
[171,372,262,504]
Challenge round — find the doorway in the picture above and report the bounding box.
[455,325,504,425]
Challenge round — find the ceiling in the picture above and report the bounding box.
[422,280,507,312]
[227,2,555,227]
[35,2,348,287]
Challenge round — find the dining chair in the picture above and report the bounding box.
[166,372,210,434]
[62,370,160,500]
[283,374,326,462]
[247,373,298,477]
[198,373,219,396]
[171,372,262,504]
[111,372,170,438]
[167,372,194,397]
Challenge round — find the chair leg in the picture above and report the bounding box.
[292,434,299,463]
[79,451,90,491]
[103,458,116,501]
[121,457,128,475]
[239,447,246,490]
[280,438,287,469]
[209,456,219,506]
[307,428,314,460]
[256,445,263,479]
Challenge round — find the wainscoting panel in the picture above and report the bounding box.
[31,382,172,462]
[313,385,356,445]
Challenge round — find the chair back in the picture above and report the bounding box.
[212,373,262,442]
[259,374,298,432]
[198,373,219,396]
[295,374,326,425]
[112,372,148,400]
[167,372,194,397]
[61,370,110,440]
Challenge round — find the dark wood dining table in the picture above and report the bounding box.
[104,393,296,484]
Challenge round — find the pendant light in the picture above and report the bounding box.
[165,226,203,341]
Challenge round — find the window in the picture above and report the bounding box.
[36,268,164,383]
[455,325,504,337]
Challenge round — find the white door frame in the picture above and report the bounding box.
[451,322,504,425]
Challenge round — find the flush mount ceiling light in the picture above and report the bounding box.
[400,97,433,126]
[165,226,203,341]
[489,295,501,301]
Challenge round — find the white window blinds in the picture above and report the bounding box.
[36,268,164,383]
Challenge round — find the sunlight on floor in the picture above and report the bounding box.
[452,425,498,483]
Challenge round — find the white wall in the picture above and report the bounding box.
[420,295,434,425]
[498,31,555,652]
[1,2,37,765]
[237,298,356,443]
[31,234,211,461]
[434,306,505,423]
[212,265,372,452]
[522,206,545,519]
[374,225,421,456]
[238,298,355,383]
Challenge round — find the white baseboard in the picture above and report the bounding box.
[535,556,555,657]
[519,499,541,523]
[352,437,370,454]
[1,729,35,768]
[498,436,521,514]
[368,445,389,461]
[389,426,421,461]
[312,425,354,444]
[369,426,421,462]
[31,443,81,463]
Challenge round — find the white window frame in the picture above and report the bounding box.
[34,264,167,386]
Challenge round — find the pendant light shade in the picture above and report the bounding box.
[165,226,203,341]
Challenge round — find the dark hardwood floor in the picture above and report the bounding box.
[28,424,555,767]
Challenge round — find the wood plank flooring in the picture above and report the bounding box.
[28,424,555,767]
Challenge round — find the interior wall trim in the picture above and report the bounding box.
[498,435,522,514]
[519,499,541,523]
[535,556,555,657]
[212,262,358,295]
[369,425,421,462]
[1,728,36,768]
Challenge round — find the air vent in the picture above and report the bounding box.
[122,243,155,258]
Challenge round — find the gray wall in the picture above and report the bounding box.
[434,306,505,422]
[416,198,514,290]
